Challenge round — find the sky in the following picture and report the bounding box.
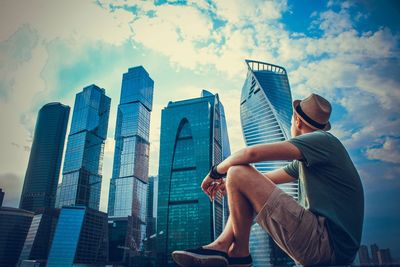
[0,0,399,260]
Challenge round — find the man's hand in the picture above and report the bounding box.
[201,174,225,202]
[210,179,226,200]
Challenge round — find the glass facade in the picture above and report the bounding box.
[107,216,134,265]
[108,66,154,258]
[0,189,4,207]
[19,103,70,212]
[146,175,156,242]
[56,85,110,210]
[156,90,231,266]
[47,206,108,266]
[18,208,60,265]
[240,60,298,266]
[0,207,34,267]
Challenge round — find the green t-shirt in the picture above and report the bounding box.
[283,130,364,264]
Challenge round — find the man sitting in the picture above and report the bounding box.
[172,93,364,267]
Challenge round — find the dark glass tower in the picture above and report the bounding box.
[56,85,110,210]
[18,208,60,265]
[0,189,4,207]
[156,90,231,266]
[240,60,297,266]
[146,175,156,239]
[19,103,70,212]
[107,66,154,257]
[0,206,34,267]
[145,175,157,256]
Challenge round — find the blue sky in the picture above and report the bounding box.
[0,0,399,260]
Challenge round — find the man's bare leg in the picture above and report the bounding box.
[202,164,277,257]
[203,216,234,252]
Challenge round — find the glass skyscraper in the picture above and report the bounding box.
[56,85,110,210]
[18,208,60,265]
[156,90,231,266]
[0,206,34,267]
[240,60,298,266]
[107,66,154,259]
[47,206,108,266]
[146,175,157,241]
[20,102,70,212]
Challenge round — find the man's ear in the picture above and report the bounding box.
[295,114,302,129]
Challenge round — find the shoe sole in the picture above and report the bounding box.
[172,250,229,267]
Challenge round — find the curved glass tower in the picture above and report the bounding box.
[20,103,70,212]
[240,60,298,266]
[156,90,230,266]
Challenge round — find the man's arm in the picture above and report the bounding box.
[216,141,302,174]
[263,168,296,185]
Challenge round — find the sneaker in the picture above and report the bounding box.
[228,254,253,267]
[172,246,229,267]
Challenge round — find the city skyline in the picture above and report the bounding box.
[0,0,399,260]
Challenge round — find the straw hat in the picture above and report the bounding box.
[293,93,332,131]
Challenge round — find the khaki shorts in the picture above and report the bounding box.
[255,187,336,266]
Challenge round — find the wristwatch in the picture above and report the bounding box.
[209,164,227,179]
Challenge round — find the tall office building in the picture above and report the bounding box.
[0,189,4,207]
[144,175,158,260]
[156,90,231,266]
[0,204,34,267]
[18,208,60,266]
[358,245,371,265]
[56,85,110,210]
[371,243,379,265]
[47,206,108,266]
[107,67,154,261]
[19,103,70,212]
[377,248,393,265]
[146,176,157,241]
[240,60,298,266]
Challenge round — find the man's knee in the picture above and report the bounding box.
[226,164,255,187]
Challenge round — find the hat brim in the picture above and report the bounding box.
[292,100,331,131]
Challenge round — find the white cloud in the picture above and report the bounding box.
[311,9,353,35]
[212,0,288,25]
[0,0,133,44]
[366,138,400,164]
[0,26,46,177]
[0,173,24,207]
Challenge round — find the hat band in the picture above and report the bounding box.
[295,104,327,129]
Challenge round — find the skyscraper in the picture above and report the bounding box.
[358,245,371,265]
[146,175,157,241]
[108,66,153,216]
[56,85,110,210]
[0,189,4,207]
[47,206,108,266]
[240,60,297,266]
[18,208,60,265]
[0,205,34,267]
[377,248,393,265]
[371,244,379,265]
[20,103,70,212]
[156,90,231,266]
[107,66,154,260]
